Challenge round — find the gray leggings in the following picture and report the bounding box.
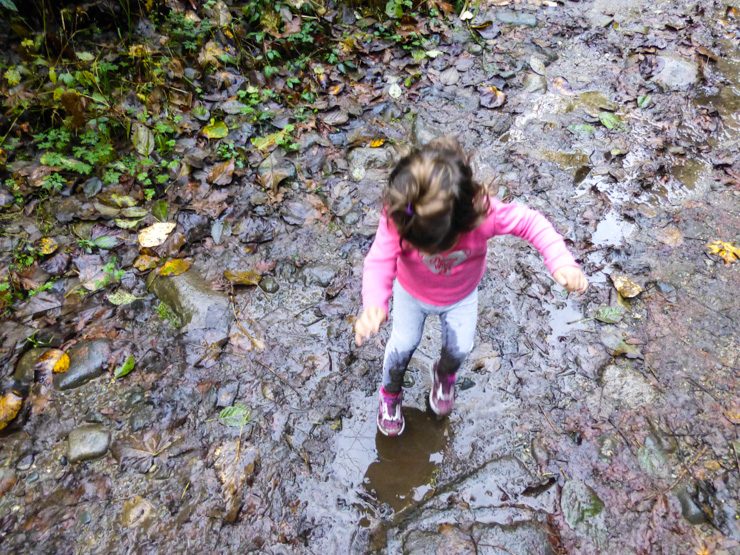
[382,281,479,393]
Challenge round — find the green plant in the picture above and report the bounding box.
[156,301,182,328]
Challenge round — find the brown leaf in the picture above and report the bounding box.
[133,254,160,271]
[36,349,70,374]
[224,270,261,286]
[208,158,235,186]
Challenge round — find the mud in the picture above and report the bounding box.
[1,0,739,553]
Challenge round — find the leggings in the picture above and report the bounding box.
[382,281,479,393]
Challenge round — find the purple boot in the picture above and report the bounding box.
[377,387,405,436]
[429,364,456,416]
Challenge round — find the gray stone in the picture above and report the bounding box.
[637,434,671,479]
[303,265,338,288]
[561,480,606,538]
[216,381,239,408]
[653,54,698,91]
[413,116,441,146]
[439,67,460,86]
[281,200,319,226]
[347,147,392,176]
[147,269,232,349]
[54,340,111,390]
[259,276,279,294]
[13,348,48,389]
[496,9,537,27]
[676,486,708,524]
[589,363,657,417]
[68,424,111,463]
[523,72,547,93]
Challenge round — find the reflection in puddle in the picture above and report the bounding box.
[547,296,588,344]
[591,210,635,247]
[363,408,450,513]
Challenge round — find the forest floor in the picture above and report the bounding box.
[1,0,738,553]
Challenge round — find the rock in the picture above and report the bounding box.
[637,434,671,479]
[176,211,211,243]
[259,276,279,294]
[54,340,111,390]
[523,73,547,93]
[0,188,14,207]
[413,116,440,146]
[595,363,657,414]
[147,269,232,355]
[561,480,605,528]
[496,9,537,27]
[282,200,320,226]
[302,264,338,288]
[216,381,239,408]
[652,54,698,91]
[257,152,296,191]
[675,485,708,525]
[0,468,17,496]
[67,424,111,463]
[13,348,48,390]
[347,147,392,176]
[439,67,459,85]
[15,453,34,471]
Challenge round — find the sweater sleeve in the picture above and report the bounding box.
[484,198,579,273]
[361,212,402,312]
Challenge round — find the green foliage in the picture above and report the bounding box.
[218,404,251,428]
[156,301,182,328]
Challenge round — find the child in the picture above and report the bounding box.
[354,137,587,437]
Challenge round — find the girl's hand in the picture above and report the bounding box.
[354,307,387,346]
[553,266,588,294]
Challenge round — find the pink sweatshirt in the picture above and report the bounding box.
[362,197,579,311]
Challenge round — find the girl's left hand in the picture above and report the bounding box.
[553,266,588,293]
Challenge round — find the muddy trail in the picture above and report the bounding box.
[1,0,738,553]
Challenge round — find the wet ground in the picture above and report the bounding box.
[1,0,738,553]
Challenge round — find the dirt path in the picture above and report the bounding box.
[1,1,737,553]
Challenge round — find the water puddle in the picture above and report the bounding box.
[547,296,589,344]
[591,210,635,247]
[670,158,712,188]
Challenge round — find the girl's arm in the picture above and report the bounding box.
[482,198,580,275]
[361,211,402,313]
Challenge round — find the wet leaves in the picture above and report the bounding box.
[594,306,624,324]
[151,200,168,222]
[112,432,181,473]
[133,254,160,272]
[0,391,22,431]
[114,355,136,379]
[218,403,251,428]
[107,290,141,305]
[38,237,59,255]
[223,270,261,286]
[208,158,235,185]
[159,258,191,277]
[132,123,155,156]
[706,240,738,264]
[611,274,643,298]
[599,112,625,131]
[637,94,652,108]
[138,222,176,248]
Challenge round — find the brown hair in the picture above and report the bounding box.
[384,137,489,254]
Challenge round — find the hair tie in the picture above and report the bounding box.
[405,203,414,216]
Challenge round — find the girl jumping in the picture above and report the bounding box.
[354,137,588,437]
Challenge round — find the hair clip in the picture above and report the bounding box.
[405,203,414,216]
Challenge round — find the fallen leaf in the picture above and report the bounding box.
[138,222,176,248]
[550,76,573,95]
[224,269,261,286]
[201,120,229,139]
[218,404,251,428]
[159,258,191,276]
[594,305,625,324]
[133,254,160,271]
[0,391,22,431]
[388,83,402,99]
[369,138,385,148]
[706,240,738,264]
[38,237,59,255]
[479,85,506,108]
[567,123,596,135]
[92,235,120,250]
[208,158,235,185]
[637,94,652,108]
[132,123,155,156]
[107,290,142,306]
[611,274,643,298]
[36,349,70,374]
[115,218,144,230]
[599,111,625,130]
[152,200,168,222]
[114,355,136,379]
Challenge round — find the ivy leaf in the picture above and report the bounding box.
[114,355,136,379]
[218,404,251,428]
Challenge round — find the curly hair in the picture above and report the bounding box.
[383,137,490,254]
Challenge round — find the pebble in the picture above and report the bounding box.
[15,453,34,471]
[67,424,111,463]
[259,276,279,294]
[302,264,338,288]
[653,54,698,91]
[54,340,111,390]
[216,381,240,408]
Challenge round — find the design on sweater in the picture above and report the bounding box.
[421,250,469,275]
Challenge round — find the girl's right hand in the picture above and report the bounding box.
[354,307,387,346]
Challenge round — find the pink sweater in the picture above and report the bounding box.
[362,198,579,311]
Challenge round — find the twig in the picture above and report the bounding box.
[253,358,301,398]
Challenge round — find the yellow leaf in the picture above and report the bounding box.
[611,274,643,298]
[369,138,385,148]
[133,254,160,271]
[159,258,192,277]
[224,270,261,286]
[0,391,23,431]
[138,222,176,248]
[38,237,59,255]
[36,349,70,374]
[706,240,739,264]
[201,119,229,139]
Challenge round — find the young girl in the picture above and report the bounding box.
[355,137,587,437]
